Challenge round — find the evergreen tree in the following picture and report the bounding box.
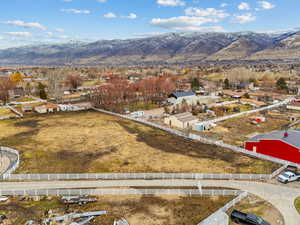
[276,77,288,90]
[191,78,200,90]
[224,78,230,89]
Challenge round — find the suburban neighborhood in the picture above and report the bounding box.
[1,0,300,224]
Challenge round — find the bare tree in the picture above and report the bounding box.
[0,78,15,104]
[65,74,83,90]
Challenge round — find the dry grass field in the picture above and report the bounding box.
[201,115,290,146]
[228,195,284,225]
[0,195,234,225]
[0,111,279,173]
[0,108,15,117]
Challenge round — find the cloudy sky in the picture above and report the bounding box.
[0,0,298,48]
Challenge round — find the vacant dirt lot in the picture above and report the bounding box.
[201,114,289,146]
[228,194,284,225]
[0,195,234,225]
[0,111,279,173]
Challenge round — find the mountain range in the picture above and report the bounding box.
[1,31,300,66]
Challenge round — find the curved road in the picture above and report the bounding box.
[0,179,299,225]
[0,155,10,174]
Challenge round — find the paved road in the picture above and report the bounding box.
[0,155,10,174]
[0,179,299,225]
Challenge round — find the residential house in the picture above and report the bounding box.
[168,91,197,105]
[222,90,246,99]
[287,98,300,111]
[34,103,59,114]
[240,98,266,108]
[164,112,199,129]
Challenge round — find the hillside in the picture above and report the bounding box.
[0,31,300,65]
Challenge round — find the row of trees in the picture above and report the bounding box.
[91,76,176,112]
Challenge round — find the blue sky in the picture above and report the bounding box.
[0,0,299,48]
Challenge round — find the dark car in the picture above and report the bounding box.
[231,210,271,225]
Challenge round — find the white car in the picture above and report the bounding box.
[277,171,300,184]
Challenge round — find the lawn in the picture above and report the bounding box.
[202,115,290,146]
[0,111,279,174]
[295,197,300,214]
[14,98,35,103]
[0,195,234,225]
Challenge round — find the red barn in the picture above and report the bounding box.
[245,130,300,164]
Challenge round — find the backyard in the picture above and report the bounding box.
[0,195,234,225]
[200,114,290,146]
[0,111,279,173]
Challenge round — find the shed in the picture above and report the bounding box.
[164,112,199,129]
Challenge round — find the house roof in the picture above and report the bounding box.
[173,112,198,123]
[171,91,195,98]
[248,130,300,149]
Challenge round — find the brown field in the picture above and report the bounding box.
[200,115,290,146]
[0,111,279,174]
[0,195,234,225]
[228,195,284,225]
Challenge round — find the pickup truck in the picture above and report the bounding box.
[277,171,300,184]
[230,210,271,225]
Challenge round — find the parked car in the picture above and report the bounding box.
[230,210,270,225]
[277,171,300,184]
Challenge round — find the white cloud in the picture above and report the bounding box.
[185,7,229,19]
[104,12,137,19]
[104,12,117,18]
[46,32,54,37]
[150,16,218,30]
[63,0,73,2]
[61,9,91,14]
[220,3,228,8]
[55,28,65,33]
[125,13,137,19]
[258,1,275,10]
[4,32,33,38]
[233,13,256,24]
[238,2,250,10]
[97,0,107,2]
[157,0,185,7]
[4,20,46,30]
